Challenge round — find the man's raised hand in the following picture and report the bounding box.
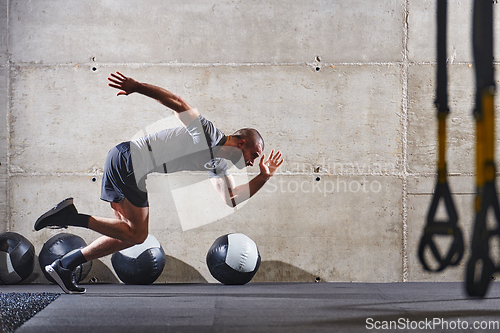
[108,72,139,96]
[259,149,284,178]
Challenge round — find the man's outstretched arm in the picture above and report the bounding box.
[107,71,200,126]
[211,150,284,207]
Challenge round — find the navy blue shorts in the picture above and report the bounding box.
[100,141,149,208]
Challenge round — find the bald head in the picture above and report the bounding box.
[232,128,265,151]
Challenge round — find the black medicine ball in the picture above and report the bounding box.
[0,232,35,284]
[111,234,166,285]
[38,233,92,283]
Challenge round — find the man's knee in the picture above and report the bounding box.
[130,230,148,245]
[111,200,149,245]
[112,216,147,245]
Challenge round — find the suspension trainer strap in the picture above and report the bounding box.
[466,0,499,298]
[146,138,168,173]
[208,144,236,208]
[418,0,464,272]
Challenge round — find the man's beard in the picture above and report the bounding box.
[229,149,246,169]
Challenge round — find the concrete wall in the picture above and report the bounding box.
[2,0,499,284]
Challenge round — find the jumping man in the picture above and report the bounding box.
[34,72,283,294]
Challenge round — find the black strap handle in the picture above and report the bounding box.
[466,254,495,298]
[466,0,499,298]
[419,182,464,272]
[467,183,500,297]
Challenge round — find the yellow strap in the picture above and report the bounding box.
[475,88,495,212]
[437,114,447,184]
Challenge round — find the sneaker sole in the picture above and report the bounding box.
[45,264,86,294]
[34,198,74,231]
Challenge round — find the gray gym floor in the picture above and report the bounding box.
[2,282,500,332]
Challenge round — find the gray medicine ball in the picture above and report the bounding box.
[206,233,261,285]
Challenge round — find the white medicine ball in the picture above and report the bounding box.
[206,233,261,285]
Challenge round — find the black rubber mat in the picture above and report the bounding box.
[0,292,59,333]
[3,282,500,332]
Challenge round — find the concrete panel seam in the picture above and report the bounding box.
[409,61,474,66]
[10,62,403,69]
[12,61,494,67]
[8,171,411,178]
[409,192,476,196]
[401,0,410,283]
[409,172,476,177]
[5,0,11,233]
[12,171,483,177]
[9,172,104,177]
[289,172,405,177]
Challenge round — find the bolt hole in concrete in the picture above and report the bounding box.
[92,66,97,72]
[316,177,321,181]
[315,277,321,282]
[91,177,97,182]
[315,66,321,72]
[315,55,321,62]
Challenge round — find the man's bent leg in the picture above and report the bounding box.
[35,198,149,245]
[48,198,148,294]
[81,236,136,262]
[47,235,134,294]
[86,198,149,245]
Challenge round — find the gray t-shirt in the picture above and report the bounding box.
[130,114,229,191]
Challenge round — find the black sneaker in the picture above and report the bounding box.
[45,259,86,294]
[34,198,76,231]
